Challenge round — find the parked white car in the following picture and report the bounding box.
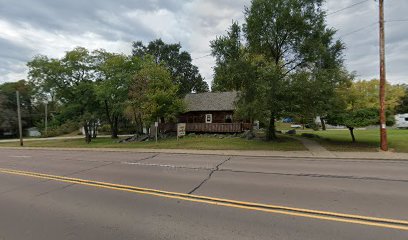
[395,114,408,128]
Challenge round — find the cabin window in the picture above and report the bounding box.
[225,115,232,123]
[205,114,212,123]
[405,118,408,121]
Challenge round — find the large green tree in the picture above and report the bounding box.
[211,22,248,92]
[94,50,141,138]
[130,59,184,125]
[132,39,209,96]
[28,47,100,143]
[244,0,345,140]
[211,0,345,140]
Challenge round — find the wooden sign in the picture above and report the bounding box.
[177,123,186,138]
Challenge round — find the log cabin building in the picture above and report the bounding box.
[176,91,251,133]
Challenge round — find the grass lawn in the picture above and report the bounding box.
[0,135,306,151]
[299,129,408,152]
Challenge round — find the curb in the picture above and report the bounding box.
[1,146,407,161]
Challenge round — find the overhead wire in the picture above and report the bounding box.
[339,22,378,38]
[192,54,212,60]
[327,0,370,16]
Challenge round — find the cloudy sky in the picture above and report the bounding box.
[0,0,407,86]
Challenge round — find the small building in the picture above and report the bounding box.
[26,127,41,137]
[175,91,251,133]
[395,114,408,128]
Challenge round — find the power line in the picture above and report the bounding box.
[339,19,408,38]
[386,19,408,23]
[339,22,377,38]
[327,0,370,16]
[192,53,212,60]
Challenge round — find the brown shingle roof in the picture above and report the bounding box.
[184,91,238,112]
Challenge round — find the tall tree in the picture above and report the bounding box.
[130,59,184,125]
[28,47,100,143]
[132,39,209,96]
[94,50,141,138]
[210,22,248,91]
[211,0,345,140]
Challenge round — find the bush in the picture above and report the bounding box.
[98,124,111,134]
[41,121,80,137]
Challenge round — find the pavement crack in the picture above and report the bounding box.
[123,153,160,164]
[188,157,231,194]
[35,183,76,197]
[0,178,52,196]
[63,162,115,177]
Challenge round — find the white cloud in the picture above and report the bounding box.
[0,0,407,85]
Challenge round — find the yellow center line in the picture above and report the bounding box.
[0,167,407,231]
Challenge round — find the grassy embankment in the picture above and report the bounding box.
[0,135,306,151]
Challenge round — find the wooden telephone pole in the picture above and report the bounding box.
[16,91,23,147]
[379,0,388,151]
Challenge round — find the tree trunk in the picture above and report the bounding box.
[92,120,98,139]
[110,116,119,139]
[267,113,277,140]
[104,100,118,139]
[348,127,356,143]
[84,122,92,144]
[320,117,326,131]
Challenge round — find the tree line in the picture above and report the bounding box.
[1,0,407,143]
[0,39,208,142]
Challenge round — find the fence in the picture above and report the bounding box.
[159,123,251,133]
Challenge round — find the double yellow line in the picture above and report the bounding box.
[1,167,407,231]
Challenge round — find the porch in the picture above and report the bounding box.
[159,122,252,133]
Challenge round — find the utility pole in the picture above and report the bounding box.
[16,91,23,147]
[379,0,388,151]
[45,101,48,137]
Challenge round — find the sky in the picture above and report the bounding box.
[0,0,407,86]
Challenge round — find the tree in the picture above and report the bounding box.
[94,50,141,138]
[396,85,408,114]
[130,59,184,125]
[211,0,345,140]
[28,47,100,143]
[132,39,209,96]
[347,79,405,113]
[0,80,35,135]
[210,22,249,92]
[327,108,378,142]
[326,81,395,142]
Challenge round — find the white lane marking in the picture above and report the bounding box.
[121,161,211,170]
[122,162,178,168]
[9,155,32,158]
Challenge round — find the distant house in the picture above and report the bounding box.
[395,114,408,128]
[26,127,41,137]
[173,91,251,133]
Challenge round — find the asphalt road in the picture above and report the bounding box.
[0,149,407,239]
